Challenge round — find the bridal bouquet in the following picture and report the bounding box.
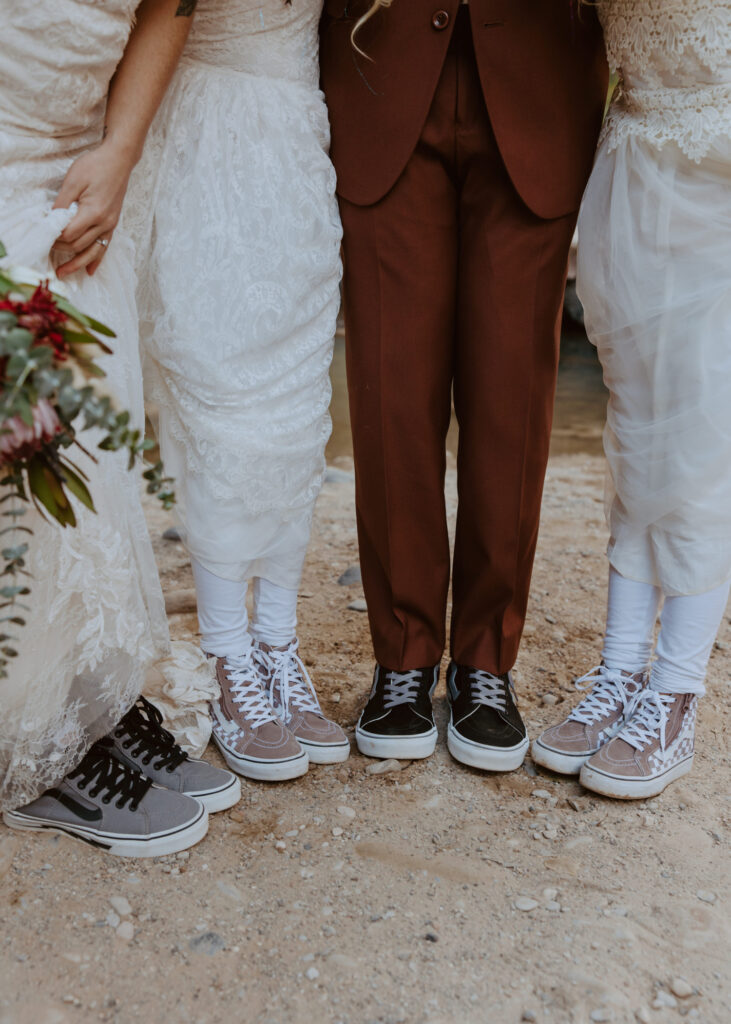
[0,242,173,676]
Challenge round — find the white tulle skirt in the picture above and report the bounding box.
[129,59,342,589]
[578,134,731,596]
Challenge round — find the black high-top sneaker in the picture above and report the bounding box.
[355,665,439,759]
[447,662,529,771]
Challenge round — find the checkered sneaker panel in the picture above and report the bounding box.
[648,697,697,774]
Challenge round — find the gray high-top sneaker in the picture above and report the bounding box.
[580,690,697,799]
[3,740,208,857]
[254,639,350,764]
[210,641,309,782]
[531,665,646,774]
[108,696,241,813]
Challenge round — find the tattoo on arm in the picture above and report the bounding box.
[175,0,197,16]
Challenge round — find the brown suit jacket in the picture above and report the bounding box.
[320,0,608,218]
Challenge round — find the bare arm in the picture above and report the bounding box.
[54,0,197,277]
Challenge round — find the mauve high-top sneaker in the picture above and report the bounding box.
[580,689,697,800]
[209,640,309,782]
[532,665,646,775]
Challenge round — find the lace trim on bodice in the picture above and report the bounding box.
[601,82,731,163]
[599,0,731,161]
[600,1,731,79]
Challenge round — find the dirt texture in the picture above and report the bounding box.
[1,454,729,1024]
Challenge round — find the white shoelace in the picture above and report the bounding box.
[468,670,508,712]
[223,646,278,730]
[620,689,675,752]
[383,670,423,709]
[568,665,640,726]
[256,639,322,724]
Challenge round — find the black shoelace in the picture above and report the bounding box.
[69,742,152,811]
[115,696,188,773]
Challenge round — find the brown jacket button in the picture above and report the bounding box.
[431,10,450,30]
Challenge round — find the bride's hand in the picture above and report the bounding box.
[52,140,136,278]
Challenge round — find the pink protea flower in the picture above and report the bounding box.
[0,398,62,464]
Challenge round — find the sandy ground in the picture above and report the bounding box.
[1,452,729,1024]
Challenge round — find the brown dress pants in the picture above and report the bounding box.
[340,11,576,675]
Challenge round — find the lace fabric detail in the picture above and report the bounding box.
[598,0,731,161]
[0,0,216,810]
[125,2,342,582]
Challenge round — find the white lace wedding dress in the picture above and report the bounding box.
[127,0,342,588]
[578,0,731,596]
[0,0,214,812]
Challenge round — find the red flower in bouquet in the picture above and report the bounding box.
[0,243,175,678]
[0,397,62,465]
[0,284,70,361]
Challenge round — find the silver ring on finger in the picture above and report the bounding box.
[94,237,109,248]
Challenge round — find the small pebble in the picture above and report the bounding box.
[514,897,539,912]
[634,1009,651,1024]
[531,789,552,800]
[115,921,134,942]
[162,526,182,542]
[305,967,320,982]
[696,889,716,904]
[106,912,120,929]
[521,1012,537,1022]
[347,599,368,612]
[337,805,356,820]
[365,759,402,775]
[541,694,558,706]
[337,566,362,586]
[652,991,677,1010]
[542,888,558,901]
[331,827,344,837]
[109,896,132,917]
[274,840,287,851]
[590,1010,613,1023]
[670,978,693,999]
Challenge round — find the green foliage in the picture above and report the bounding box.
[0,246,176,677]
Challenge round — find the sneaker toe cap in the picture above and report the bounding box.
[538,719,591,755]
[295,712,348,746]
[182,759,237,796]
[140,788,206,833]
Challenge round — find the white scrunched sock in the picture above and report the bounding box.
[250,577,298,648]
[601,567,661,674]
[192,559,249,658]
[651,580,731,697]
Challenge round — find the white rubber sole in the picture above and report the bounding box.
[448,721,529,772]
[298,739,351,765]
[355,724,437,760]
[212,734,309,782]
[3,805,209,858]
[188,775,241,813]
[580,754,693,800]
[531,738,592,776]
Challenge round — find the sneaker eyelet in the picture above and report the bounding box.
[165,766,174,774]
[101,795,111,805]
[115,800,126,810]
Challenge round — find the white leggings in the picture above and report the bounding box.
[601,567,730,697]
[192,559,298,657]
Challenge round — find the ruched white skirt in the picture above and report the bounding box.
[129,59,342,588]
[578,134,731,596]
